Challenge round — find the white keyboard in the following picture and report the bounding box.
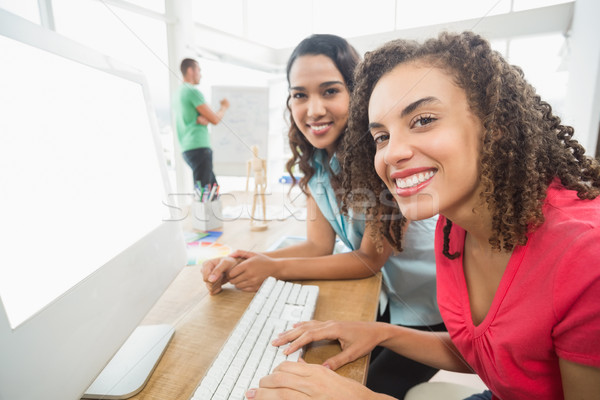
[191,277,319,400]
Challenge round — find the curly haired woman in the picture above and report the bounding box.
[247,32,600,400]
[202,34,444,398]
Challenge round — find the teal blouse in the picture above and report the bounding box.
[307,150,442,326]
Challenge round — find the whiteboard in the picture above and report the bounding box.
[210,86,269,176]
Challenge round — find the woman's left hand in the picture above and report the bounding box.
[227,250,282,292]
[272,320,383,371]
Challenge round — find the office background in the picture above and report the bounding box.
[2,0,598,197]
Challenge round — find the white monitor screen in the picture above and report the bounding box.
[0,33,168,328]
[0,11,185,400]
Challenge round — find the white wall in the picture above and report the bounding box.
[564,0,600,155]
[166,0,194,195]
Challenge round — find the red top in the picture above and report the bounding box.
[435,182,600,399]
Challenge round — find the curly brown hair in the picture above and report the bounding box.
[339,31,600,258]
[284,34,361,194]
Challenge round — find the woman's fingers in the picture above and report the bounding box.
[249,361,367,399]
[273,321,340,355]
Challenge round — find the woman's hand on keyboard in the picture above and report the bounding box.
[201,255,244,295]
[272,320,385,371]
[245,361,395,400]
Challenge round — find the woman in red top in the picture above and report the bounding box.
[246,31,600,400]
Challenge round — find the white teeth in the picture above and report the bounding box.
[395,170,434,189]
[310,124,328,131]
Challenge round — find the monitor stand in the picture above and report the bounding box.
[82,324,175,399]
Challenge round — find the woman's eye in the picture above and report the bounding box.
[373,133,389,145]
[291,92,306,100]
[324,88,339,96]
[412,114,436,128]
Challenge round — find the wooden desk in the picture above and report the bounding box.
[132,216,381,399]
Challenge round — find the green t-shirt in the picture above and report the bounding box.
[175,83,210,152]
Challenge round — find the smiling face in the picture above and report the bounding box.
[288,54,350,155]
[368,62,484,222]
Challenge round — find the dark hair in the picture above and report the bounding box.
[180,58,198,76]
[284,34,361,193]
[340,31,600,257]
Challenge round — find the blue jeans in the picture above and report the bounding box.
[464,390,493,400]
[182,147,217,187]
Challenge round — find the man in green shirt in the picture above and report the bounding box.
[175,58,229,187]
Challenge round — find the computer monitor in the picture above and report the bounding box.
[0,9,186,400]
